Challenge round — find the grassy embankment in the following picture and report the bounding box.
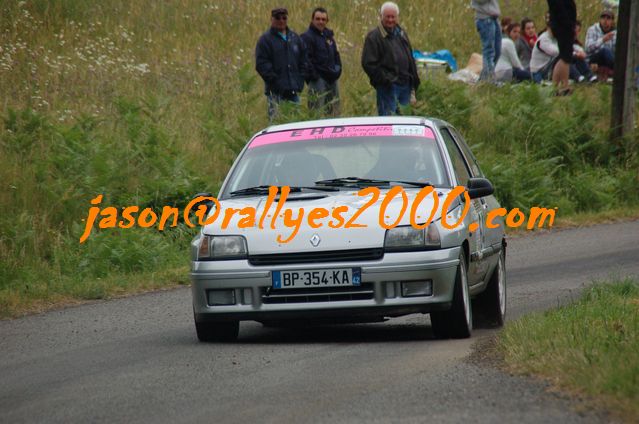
[499,279,639,422]
[1,0,638,317]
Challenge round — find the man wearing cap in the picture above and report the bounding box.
[361,1,420,116]
[301,7,342,116]
[585,9,616,71]
[255,7,309,121]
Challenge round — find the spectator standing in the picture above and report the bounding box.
[471,0,502,82]
[255,7,309,121]
[302,7,342,116]
[547,0,577,94]
[516,18,537,69]
[495,23,532,82]
[361,2,420,116]
[585,9,616,71]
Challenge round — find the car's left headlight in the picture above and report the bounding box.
[384,225,441,251]
[196,235,248,260]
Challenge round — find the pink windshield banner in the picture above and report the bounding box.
[249,125,435,148]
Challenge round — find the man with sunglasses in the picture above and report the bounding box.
[256,7,309,121]
[585,9,616,71]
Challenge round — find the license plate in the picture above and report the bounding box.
[272,268,361,289]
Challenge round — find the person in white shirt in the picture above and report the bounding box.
[495,23,532,82]
[530,25,595,84]
[530,28,559,82]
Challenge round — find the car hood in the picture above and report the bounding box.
[202,188,451,255]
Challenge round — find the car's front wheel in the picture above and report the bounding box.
[195,320,239,342]
[430,250,472,339]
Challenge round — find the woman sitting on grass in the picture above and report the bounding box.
[571,20,597,83]
[516,17,537,70]
[495,23,532,83]
[529,26,594,85]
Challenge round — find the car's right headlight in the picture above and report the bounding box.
[384,225,441,251]
[195,235,248,260]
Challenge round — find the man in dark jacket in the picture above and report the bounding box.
[361,2,419,116]
[301,7,342,116]
[255,7,308,121]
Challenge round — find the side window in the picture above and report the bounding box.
[441,128,472,186]
[451,128,483,177]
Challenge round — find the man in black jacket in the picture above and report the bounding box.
[255,7,308,121]
[301,7,342,116]
[361,2,419,116]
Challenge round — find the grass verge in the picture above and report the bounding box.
[498,278,639,422]
[0,266,189,319]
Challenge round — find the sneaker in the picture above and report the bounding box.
[588,75,598,83]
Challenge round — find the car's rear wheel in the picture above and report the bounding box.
[474,248,506,328]
[431,250,472,339]
[195,320,239,342]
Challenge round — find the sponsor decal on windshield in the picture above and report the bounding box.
[249,125,435,148]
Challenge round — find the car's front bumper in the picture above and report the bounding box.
[191,247,460,323]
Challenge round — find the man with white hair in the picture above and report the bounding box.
[361,2,420,116]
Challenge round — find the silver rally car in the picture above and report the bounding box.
[190,116,506,341]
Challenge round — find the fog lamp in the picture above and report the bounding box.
[401,280,433,297]
[207,289,236,306]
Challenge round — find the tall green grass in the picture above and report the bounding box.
[1,0,637,316]
[499,279,639,421]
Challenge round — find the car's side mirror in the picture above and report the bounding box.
[467,178,494,199]
[192,192,215,214]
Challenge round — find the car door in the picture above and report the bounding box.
[439,127,486,286]
[451,128,504,279]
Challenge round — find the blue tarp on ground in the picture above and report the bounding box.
[413,49,458,72]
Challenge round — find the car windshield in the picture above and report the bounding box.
[221,125,450,198]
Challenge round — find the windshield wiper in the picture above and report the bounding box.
[387,180,433,187]
[229,185,339,197]
[314,177,390,187]
[229,185,276,196]
[315,177,432,188]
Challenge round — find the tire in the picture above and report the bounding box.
[431,250,472,339]
[195,320,239,342]
[474,248,506,328]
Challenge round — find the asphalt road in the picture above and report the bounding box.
[2,220,638,423]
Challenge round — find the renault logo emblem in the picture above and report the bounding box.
[310,234,321,247]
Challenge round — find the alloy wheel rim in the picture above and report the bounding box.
[461,261,471,329]
[498,254,506,317]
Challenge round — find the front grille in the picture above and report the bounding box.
[248,249,383,266]
[261,283,375,304]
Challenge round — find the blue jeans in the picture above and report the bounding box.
[570,59,595,81]
[512,67,532,82]
[376,83,411,116]
[588,47,615,70]
[267,92,300,122]
[475,17,502,82]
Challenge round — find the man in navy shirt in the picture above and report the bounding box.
[301,7,342,116]
[255,7,309,121]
